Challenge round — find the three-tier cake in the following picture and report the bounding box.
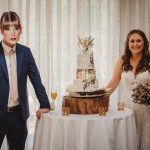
[63,37,109,114]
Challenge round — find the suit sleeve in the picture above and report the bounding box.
[27,49,50,109]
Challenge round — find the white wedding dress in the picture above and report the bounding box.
[121,71,150,150]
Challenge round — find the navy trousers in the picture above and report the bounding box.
[0,106,27,150]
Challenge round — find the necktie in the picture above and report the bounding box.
[9,49,19,105]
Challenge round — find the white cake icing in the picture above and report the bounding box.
[66,37,99,96]
[77,52,94,69]
[66,79,99,93]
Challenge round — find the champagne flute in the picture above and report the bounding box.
[50,86,57,112]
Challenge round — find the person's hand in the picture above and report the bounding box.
[36,108,50,120]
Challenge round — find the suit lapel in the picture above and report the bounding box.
[0,43,24,83]
[16,44,23,81]
[0,42,9,83]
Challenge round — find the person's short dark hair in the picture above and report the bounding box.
[0,11,22,31]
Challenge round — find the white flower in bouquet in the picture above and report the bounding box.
[131,83,150,105]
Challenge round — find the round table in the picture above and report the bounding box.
[33,106,137,150]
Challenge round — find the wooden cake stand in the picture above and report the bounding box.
[62,95,109,114]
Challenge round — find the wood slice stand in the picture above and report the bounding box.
[62,95,109,114]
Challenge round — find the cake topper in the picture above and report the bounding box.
[78,36,94,52]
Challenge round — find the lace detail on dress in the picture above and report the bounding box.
[121,71,150,150]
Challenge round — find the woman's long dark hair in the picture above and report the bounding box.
[122,29,150,74]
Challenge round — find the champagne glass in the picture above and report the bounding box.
[50,86,57,113]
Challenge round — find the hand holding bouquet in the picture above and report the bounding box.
[132,83,150,105]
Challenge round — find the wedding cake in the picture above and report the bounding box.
[66,37,101,96]
[63,37,109,114]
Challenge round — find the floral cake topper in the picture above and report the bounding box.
[78,36,94,52]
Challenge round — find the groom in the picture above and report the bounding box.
[0,11,50,150]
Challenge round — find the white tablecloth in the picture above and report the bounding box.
[33,106,137,150]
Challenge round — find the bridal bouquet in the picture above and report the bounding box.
[132,83,150,105]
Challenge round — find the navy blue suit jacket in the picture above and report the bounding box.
[0,42,50,121]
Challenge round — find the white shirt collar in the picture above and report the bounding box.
[2,41,16,54]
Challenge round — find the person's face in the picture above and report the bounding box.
[128,33,144,55]
[1,21,21,48]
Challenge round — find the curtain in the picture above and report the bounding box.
[0,0,150,149]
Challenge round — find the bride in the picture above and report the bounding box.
[106,29,150,150]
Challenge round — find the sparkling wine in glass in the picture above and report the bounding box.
[51,92,57,102]
[50,87,57,111]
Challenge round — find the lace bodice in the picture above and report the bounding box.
[121,71,150,150]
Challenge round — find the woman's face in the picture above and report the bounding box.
[1,21,21,48]
[128,33,144,55]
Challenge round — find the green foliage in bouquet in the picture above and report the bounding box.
[132,83,150,105]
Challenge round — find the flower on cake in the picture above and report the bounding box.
[131,83,150,105]
[78,36,94,52]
